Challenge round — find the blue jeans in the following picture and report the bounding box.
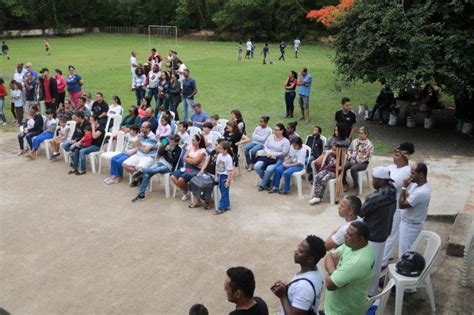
[181,97,194,122]
[0,98,5,122]
[72,145,100,172]
[272,164,304,192]
[139,162,172,195]
[32,131,53,151]
[63,140,74,152]
[147,87,158,105]
[135,89,145,106]
[18,131,42,150]
[254,159,282,188]
[218,174,230,210]
[110,153,130,177]
[243,142,263,165]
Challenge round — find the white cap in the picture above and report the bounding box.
[372,166,392,180]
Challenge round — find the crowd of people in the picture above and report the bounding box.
[1,45,434,314]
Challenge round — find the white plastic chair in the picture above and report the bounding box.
[105,114,122,139]
[357,168,371,195]
[98,131,127,174]
[43,124,61,159]
[385,230,441,315]
[89,130,123,174]
[60,120,77,163]
[209,130,222,146]
[287,144,312,198]
[364,279,395,315]
[217,118,229,133]
[187,126,202,145]
[169,111,176,121]
[149,148,186,198]
[462,221,474,286]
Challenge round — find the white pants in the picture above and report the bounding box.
[368,241,386,296]
[382,209,401,266]
[123,155,154,171]
[399,219,423,257]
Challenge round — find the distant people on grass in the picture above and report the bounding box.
[66,65,84,105]
[24,62,39,109]
[237,42,243,61]
[284,71,298,118]
[261,43,269,65]
[293,37,301,58]
[181,69,197,122]
[297,67,312,124]
[335,97,357,139]
[130,51,138,88]
[44,39,51,55]
[245,39,252,59]
[367,78,395,124]
[271,235,326,315]
[2,41,10,60]
[241,116,271,171]
[40,68,58,112]
[278,40,286,61]
[0,78,7,125]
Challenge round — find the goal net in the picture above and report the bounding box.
[148,25,178,48]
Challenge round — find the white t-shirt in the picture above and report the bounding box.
[331,217,363,246]
[130,56,137,72]
[204,132,215,152]
[216,153,234,175]
[288,147,306,165]
[294,39,301,50]
[402,182,431,223]
[124,134,138,155]
[246,41,252,51]
[147,70,161,89]
[108,105,123,116]
[387,164,411,208]
[282,269,323,315]
[13,71,25,85]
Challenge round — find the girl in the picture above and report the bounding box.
[268,137,306,194]
[0,78,7,125]
[223,120,243,166]
[231,109,246,135]
[108,95,123,116]
[157,71,171,110]
[138,96,152,119]
[66,65,83,105]
[156,115,172,145]
[214,141,235,214]
[12,81,24,124]
[284,71,298,118]
[27,109,58,159]
[9,80,17,123]
[309,144,338,205]
[51,117,71,158]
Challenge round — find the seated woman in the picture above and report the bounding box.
[268,137,306,194]
[223,120,242,166]
[17,106,43,155]
[171,133,207,200]
[26,109,58,159]
[69,115,104,175]
[120,106,139,131]
[309,143,338,205]
[342,126,373,193]
[138,96,152,119]
[241,116,271,171]
[286,121,299,143]
[103,125,139,184]
[131,134,183,202]
[231,109,246,135]
[254,123,290,191]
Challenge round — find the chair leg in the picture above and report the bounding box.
[296,176,303,199]
[328,179,335,205]
[394,283,405,315]
[423,274,436,313]
[358,174,363,196]
[90,156,96,174]
[214,186,219,211]
[98,158,103,174]
[164,174,170,198]
[45,142,51,160]
[149,175,154,193]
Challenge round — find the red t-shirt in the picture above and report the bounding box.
[43,78,52,103]
[80,133,93,147]
[0,84,7,98]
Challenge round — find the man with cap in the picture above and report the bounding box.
[40,68,58,112]
[359,166,397,296]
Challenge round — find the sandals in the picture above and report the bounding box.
[188,203,202,209]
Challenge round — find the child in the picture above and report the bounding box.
[214,141,235,215]
[268,137,306,194]
[210,114,224,135]
[104,125,139,184]
[44,39,51,55]
[74,125,93,149]
[9,80,17,123]
[177,121,190,149]
[27,109,58,159]
[156,115,171,145]
[202,122,215,153]
[51,117,71,158]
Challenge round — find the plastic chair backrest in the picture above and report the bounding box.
[108,130,125,152]
[42,115,47,130]
[111,114,122,133]
[210,130,222,146]
[188,126,201,144]
[217,119,228,130]
[169,111,176,121]
[65,120,76,140]
[103,115,113,133]
[302,144,312,168]
[321,135,327,147]
[410,230,441,282]
[365,279,395,314]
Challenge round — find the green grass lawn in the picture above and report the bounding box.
[0,33,385,152]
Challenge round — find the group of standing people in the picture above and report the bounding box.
[238,38,301,63]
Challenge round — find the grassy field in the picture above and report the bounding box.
[0,33,386,151]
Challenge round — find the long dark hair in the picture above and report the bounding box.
[336,122,350,140]
[275,123,289,138]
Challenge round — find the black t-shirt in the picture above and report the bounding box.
[279,43,286,51]
[92,125,105,147]
[229,297,269,315]
[91,101,109,118]
[335,109,357,128]
[2,44,8,51]
[73,120,91,141]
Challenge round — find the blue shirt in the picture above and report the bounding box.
[182,78,196,99]
[190,111,209,129]
[66,73,83,93]
[138,132,158,157]
[297,74,312,97]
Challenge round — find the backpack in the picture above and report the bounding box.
[286,278,318,315]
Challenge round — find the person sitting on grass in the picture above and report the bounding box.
[214,141,235,215]
[131,134,182,202]
[309,143,338,205]
[240,116,271,172]
[103,125,139,185]
[255,123,290,191]
[26,109,58,159]
[123,122,157,186]
[325,195,362,251]
[271,235,326,315]
[51,117,72,158]
[268,137,306,195]
[225,266,269,315]
[171,133,207,201]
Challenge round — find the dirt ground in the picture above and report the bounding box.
[0,132,473,314]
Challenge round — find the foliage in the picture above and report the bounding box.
[306,0,354,28]
[332,1,474,96]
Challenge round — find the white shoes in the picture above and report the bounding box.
[308,197,321,205]
[181,193,189,201]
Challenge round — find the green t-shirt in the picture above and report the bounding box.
[324,244,375,315]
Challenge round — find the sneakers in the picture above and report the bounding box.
[181,193,189,201]
[104,177,120,185]
[132,170,143,179]
[132,194,145,203]
[308,197,321,205]
[268,187,279,194]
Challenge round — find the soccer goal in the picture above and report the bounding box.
[148,25,178,48]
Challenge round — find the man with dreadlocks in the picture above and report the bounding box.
[271,235,326,315]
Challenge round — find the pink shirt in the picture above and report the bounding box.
[55,75,66,93]
[156,124,171,139]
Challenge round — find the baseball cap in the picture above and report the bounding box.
[372,166,393,180]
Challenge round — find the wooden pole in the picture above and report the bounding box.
[334,146,347,204]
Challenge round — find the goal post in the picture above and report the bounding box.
[148,25,178,47]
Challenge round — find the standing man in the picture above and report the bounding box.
[278,40,286,61]
[398,163,431,256]
[261,43,269,65]
[91,92,109,128]
[181,69,197,122]
[359,166,397,297]
[130,51,138,89]
[335,97,357,139]
[271,235,326,315]
[293,37,301,58]
[23,63,39,110]
[2,41,10,60]
[225,266,269,315]
[324,221,374,315]
[297,68,312,124]
[40,68,58,112]
[245,39,252,59]
[44,39,51,56]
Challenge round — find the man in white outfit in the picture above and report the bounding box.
[398,162,431,256]
[130,51,138,89]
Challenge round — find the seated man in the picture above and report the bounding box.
[225,266,269,315]
[131,134,182,202]
[122,121,157,186]
[271,235,326,315]
[367,79,394,123]
[324,221,374,315]
[325,195,362,251]
[190,103,209,129]
[139,107,158,132]
[305,125,324,179]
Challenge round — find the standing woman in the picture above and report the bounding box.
[169,72,182,121]
[157,71,171,110]
[55,69,66,107]
[0,78,7,125]
[133,67,146,106]
[12,81,24,124]
[284,71,297,118]
[66,65,84,106]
